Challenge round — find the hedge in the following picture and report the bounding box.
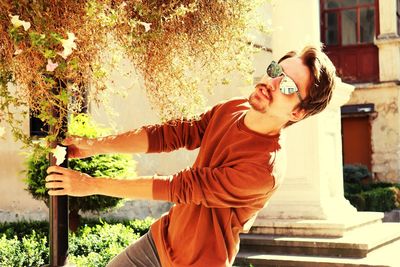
[0,218,154,267]
[344,183,400,212]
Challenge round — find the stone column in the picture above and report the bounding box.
[251,0,383,237]
[375,0,400,81]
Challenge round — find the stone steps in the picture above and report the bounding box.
[234,223,400,267]
[250,212,384,238]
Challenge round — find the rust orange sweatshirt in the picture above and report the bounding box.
[144,98,282,267]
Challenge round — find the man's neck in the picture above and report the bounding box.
[244,108,284,136]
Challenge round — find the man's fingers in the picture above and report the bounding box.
[45,181,63,189]
[48,189,67,196]
[45,173,63,182]
[47,165,68,174]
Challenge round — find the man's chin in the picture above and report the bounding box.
[248,98,267,113]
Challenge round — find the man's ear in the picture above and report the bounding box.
[289,107,306,122]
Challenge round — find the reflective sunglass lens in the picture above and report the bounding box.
[280,76,298,95]
[267,61,282,78]
[280,86,296,94]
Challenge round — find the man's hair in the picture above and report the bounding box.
[279,45,337,127]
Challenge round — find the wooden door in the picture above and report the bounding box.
[341,116,372,170]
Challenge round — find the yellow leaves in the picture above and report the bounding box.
[10,15,31,31]
[58,32,77,59]
[0,126,5,138]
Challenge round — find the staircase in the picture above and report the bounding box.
[234,221,400,267]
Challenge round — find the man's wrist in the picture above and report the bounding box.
[89,176,103,195]
[92,137,106,155]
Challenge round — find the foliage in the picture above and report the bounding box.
[0,218,154,267]
[343,164,400,212]
[345,186,398,212]
[68,221,140,266]
[24,114,137,214]
[0,0,268,145]
[0,231,48,267]
[343,164,371,184]
[362,187,397,212]
[0,220,48,240]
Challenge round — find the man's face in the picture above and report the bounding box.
[248,56,311,122]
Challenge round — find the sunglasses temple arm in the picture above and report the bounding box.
[296,91,303,104]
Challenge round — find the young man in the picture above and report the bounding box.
[45,45,337,267]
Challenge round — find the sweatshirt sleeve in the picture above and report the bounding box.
[152,164,275,208]
[143,103,221,153]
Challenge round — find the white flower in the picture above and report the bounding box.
[0,126,5,138]
[51,145,67,165]
[10,15,31,31]
[14,49,23,55]
[58,32,77,59]
[46,59,58,72]
[138,21,151,32]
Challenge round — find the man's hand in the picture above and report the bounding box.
[46,165,154,200]
[46,166,96,197]
[62,136,96,159]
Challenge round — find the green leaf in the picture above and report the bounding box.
[43,49,57,59]
[29,32,46,47]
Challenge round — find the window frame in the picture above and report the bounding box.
[320,0,380,47]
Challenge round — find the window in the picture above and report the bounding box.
[321,0,378,46]
[29,112,48,138]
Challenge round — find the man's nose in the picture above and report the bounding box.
[270,76,283,92]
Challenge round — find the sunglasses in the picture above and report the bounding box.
[266,61,303,103]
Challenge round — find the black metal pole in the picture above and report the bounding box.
[44,81,70,267]
[48,148,69,266]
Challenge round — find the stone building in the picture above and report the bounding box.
[323,0,400,182]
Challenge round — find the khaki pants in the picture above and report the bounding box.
[106,229,161,267]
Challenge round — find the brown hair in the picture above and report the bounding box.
[279,45,337,127]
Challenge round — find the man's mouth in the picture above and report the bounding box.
[257,85,272,101]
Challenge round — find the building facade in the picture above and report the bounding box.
[321,0,400,182]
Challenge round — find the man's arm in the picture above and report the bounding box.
[45,163,274,208]
[64,103,221,158]
[152,164,275,208]
[63,128,149,158]
[45,165,153,199]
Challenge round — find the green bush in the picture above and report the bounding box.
[362,187,397,212]
[363,182,398,191]
[344,193,366,211]
[0,220,48,240]
[0,218,154,267]
[343,164,371,184]
[24,114,137,228]
[69,222,140,266]
[345,186,398,212]
[343,183,363,194]
[343,164,400,212]
[0,231,48,267]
